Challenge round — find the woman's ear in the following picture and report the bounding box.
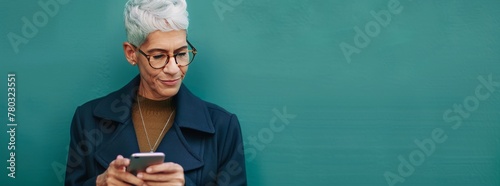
[123,42,137,66]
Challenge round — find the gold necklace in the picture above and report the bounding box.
[137,97,175,153]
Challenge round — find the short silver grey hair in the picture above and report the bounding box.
[124,0,189,46]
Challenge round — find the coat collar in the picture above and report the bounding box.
[92,75,214,171]
[93,75,215,134]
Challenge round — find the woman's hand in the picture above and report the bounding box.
[96,155,145,186]
[137,162,185,186]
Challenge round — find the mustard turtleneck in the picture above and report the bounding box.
[132,95,176,152]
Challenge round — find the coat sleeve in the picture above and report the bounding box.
[214,114,247,186]
[64,106,99,186]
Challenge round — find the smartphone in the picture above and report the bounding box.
[127,152,165,175]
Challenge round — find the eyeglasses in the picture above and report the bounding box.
[133,40,197,69]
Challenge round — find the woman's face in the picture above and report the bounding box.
[125,30,189,100]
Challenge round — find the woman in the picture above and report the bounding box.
[64,0,247,185]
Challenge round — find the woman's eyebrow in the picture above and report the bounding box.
[147,45,188,53]
[174,46,188,53]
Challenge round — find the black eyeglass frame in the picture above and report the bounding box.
[132,40,197,69]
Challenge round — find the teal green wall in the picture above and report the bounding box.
[1,0,500,185]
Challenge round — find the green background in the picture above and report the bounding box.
[1,0,500,185]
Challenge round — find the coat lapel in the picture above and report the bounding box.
[92,76,141,168]
[155,123,204,171]
[159,83,215,171]
[94,119,140,168]
[92,75,214,172]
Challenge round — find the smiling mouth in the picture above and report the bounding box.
[161,78,180,82]
[159,78,181,86]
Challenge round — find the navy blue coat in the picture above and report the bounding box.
[65,76,247,186]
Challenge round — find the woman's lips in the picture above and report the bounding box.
[160,78,180,86]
